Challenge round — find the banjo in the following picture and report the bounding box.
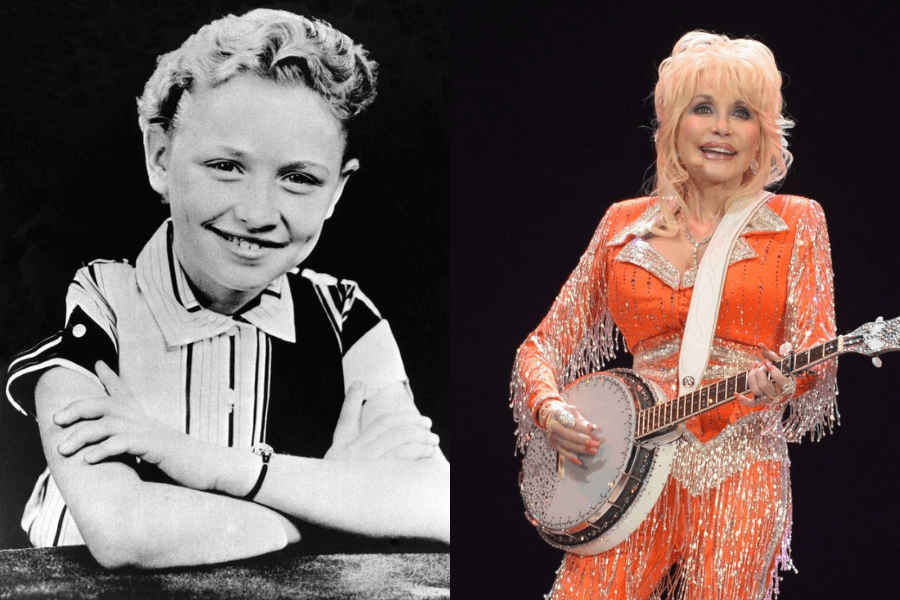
[519,316,900,555]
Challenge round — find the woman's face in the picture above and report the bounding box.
[676,81,761,194]
[146,74,356,314]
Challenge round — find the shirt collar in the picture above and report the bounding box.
[136,220,296,348]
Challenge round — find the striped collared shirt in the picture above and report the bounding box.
[7,220,408,547]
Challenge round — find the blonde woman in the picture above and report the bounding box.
[512,31,835,599]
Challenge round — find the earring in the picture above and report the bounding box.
[750,158,759,175]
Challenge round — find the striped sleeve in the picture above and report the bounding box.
[6,262,121,419]
[301,269,408,395]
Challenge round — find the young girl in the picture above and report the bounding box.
[6,8,449,568]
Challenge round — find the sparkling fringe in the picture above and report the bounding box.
[511,196,839,599]
[511,212,619,454]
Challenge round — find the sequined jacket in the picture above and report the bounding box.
[512,195,837,486]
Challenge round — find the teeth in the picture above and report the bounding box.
[222,232,262,251]
[235,238,261,251]
[702,147,735,155]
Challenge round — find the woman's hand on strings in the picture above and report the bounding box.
[543,400,603,467]
[737,343,796,408]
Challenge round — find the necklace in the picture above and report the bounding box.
[679,212,714,268]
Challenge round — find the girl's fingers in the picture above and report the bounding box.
[53,397,114,426]
[83,437,130,464]
[385,443,436,461]
[357,414,433,447]
[58,421,112,456]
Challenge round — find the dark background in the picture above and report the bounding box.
[453,2,900,599]
[5,0,900,596]
[0,0,447,549]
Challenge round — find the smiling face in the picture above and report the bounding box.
[676,82,761,195]
[144,74,357,314]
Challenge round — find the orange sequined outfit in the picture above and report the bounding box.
[511,195,838,600]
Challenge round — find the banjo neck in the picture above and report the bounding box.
[635,337,845,440]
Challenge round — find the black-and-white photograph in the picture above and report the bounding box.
[0,0,448,596]
[454,2,900,599]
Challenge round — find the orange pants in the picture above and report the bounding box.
[548,460,789,600]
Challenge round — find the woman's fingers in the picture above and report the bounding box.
[766,362,789,388]
[547,423,602,457]
[552,433,596,455]
[736,392,760,408]
[551,422,598,447]
[556,446,583,467]
[758,343,780,362]
[743,360,791,406]
[553,404,600,438]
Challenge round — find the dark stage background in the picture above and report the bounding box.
[453,2,900,599]
[0,0,447,549]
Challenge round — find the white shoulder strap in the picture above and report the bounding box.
[677,191,773,395]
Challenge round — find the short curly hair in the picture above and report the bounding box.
[137,8,378,140]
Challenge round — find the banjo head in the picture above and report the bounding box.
[521,372,639,530]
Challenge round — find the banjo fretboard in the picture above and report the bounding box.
[635,337,846,439]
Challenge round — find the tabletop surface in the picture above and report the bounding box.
[0,542,450,599]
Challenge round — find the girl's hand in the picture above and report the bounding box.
[542,400,603,467]
[325,382,440,461]
[53,361,215,490]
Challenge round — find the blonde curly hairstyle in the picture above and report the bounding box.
[649,30,794,233]
[136,8,377,146]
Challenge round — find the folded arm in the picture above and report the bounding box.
[36,367,299,569]
[38,367,449,569]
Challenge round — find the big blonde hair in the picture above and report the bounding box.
[650,31,794,233]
